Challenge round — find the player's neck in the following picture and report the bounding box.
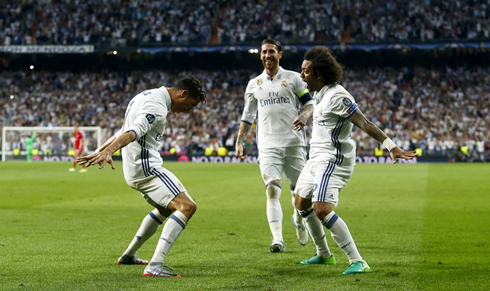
[266,67,279,80]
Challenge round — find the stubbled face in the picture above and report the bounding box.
[260,43,282,72]
[300,60,322,92]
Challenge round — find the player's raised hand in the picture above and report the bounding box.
[389,147,418,164]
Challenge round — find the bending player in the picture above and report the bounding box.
[77,77,206,277]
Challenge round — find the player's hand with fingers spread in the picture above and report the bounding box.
[389,147,418,164]
[77,151,115,170]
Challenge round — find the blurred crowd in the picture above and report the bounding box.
[1,0,489,46]
[1,65,488,162]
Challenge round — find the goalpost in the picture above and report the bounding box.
[1,126,103,162]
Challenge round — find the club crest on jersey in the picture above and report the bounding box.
[146,114,156,124]
[342,98,352,107]
[281,80,287,87]
[257,79,263,86]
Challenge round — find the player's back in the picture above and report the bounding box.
[121,87,169,182]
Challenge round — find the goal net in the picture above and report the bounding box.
[1,126,103,162]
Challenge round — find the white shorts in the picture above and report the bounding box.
[126,167,190,208]
[257,146,306,186]
[295,159,354,206]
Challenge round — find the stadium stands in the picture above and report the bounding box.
[1,66,488,162]
[1,0,489,46]
[0,1,488,162]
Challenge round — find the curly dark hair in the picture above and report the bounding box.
[175,77,207,102]
[303,46,343,86]
[261,38,282,52]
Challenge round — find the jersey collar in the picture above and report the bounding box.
[263,66,284,80]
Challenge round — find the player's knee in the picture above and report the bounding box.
[179,200,197,218]
[154,206,172,218]
[313,203,334,221]
[295,195,311,211]
[266,183,281,200]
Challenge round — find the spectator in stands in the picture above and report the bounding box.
[2,1,490,46]
[0,65,488,162]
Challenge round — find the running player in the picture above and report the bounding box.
[295,46,417,274]
[236,39,314,252]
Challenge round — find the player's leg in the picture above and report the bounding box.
[26,147,33,162]
[312,163,369,274]
[77,147,87,172]
[259,148,286,252]
[70,147,81,171]
[117,208,167,265]
[284,146,308,245]
[265,181,285,252]
[69,151,77,171]
[295,160,334,264]
[142,167,195,277]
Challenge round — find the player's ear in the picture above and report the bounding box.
[181,90,189,99]
[278,51,283,59]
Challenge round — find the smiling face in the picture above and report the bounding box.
[300,60,323,92]
[260,43,282,76]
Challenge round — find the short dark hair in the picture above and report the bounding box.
[261,38,282,52]
[303,46,343,86]
[175,77,207,102]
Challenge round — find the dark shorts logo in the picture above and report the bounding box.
[146,114,156,124]
[342,98,352,107]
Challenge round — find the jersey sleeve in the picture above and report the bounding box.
[329,92,358,118]
[126,99,166,140]
[240,80,258,125]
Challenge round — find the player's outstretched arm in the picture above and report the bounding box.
[77,131,136,169]
[349,110,417,164]
[77,134,117,167]
[94,134,118,154]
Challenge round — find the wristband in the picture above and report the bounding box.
[382,138,397,152]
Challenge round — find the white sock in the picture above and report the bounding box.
[322,211,362,263]
[150,210,188,264]
[266,184,283,242]
[300,207,331,258]
[291,188,302,226]
[124,209,166,257]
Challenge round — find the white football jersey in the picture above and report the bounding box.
[119,86,170,182]
[241,67,313,149]
[309,84,359,166]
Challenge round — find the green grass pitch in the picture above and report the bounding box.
[0,162,489,290]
